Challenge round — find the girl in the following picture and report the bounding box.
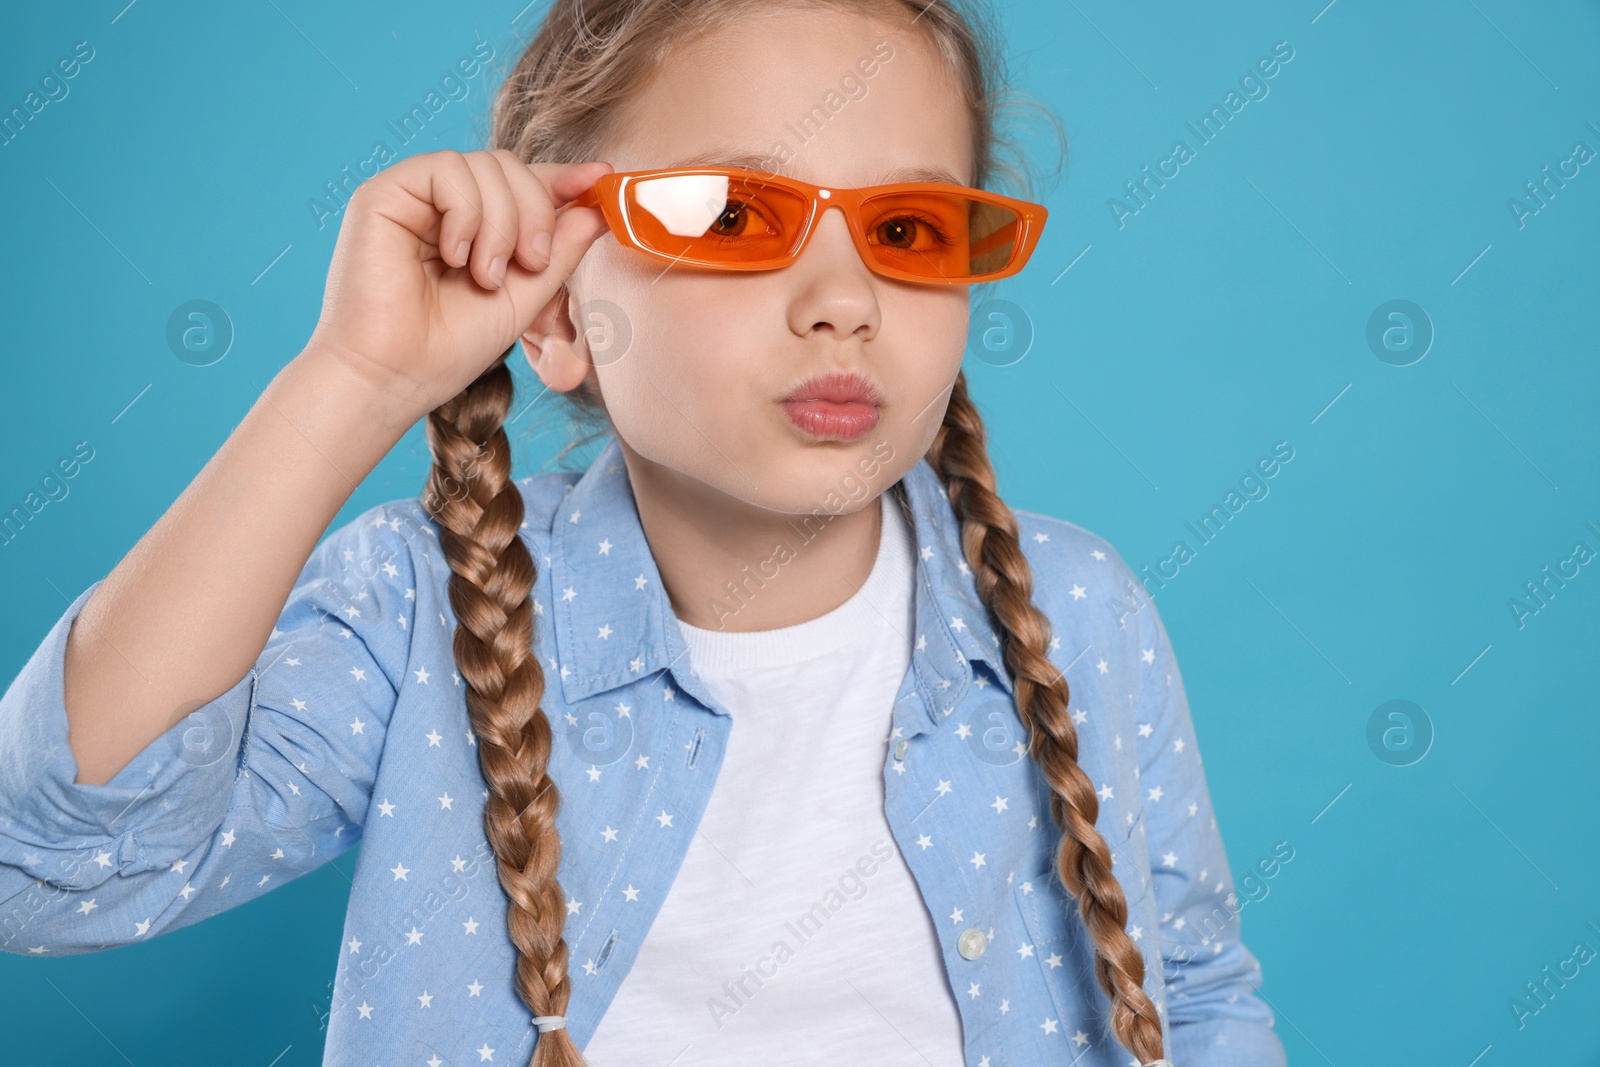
[0,1,1286,1065]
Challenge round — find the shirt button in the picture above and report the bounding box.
[894,740,908,760]
[957,927,987,960]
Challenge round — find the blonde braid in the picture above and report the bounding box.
[422,357,590,1067]
[926,370,1165,1063]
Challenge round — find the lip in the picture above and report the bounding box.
[781,371,883,442]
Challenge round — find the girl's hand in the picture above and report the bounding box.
[304,149,613,417]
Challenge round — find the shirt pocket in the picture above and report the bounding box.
[1013,873,1107,1045]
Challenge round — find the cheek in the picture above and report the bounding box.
[590,274,764,434]
[890,294,968,450]
[898,292,969,388]
[609,277,754,379]
[902,284,968,350]
[937,304,970,372]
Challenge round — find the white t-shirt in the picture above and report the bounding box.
[583,492,966,1066]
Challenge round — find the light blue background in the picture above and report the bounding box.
[3,1,1598,1064]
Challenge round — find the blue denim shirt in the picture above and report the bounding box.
[0,434,1286,1066]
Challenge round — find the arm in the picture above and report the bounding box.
[0,147,610,955]
[1122,562,1288,1066]
[48,151,608,787]
[0,495,424,955]
[61,348,420,788]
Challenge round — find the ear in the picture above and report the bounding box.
[519,283,592,393]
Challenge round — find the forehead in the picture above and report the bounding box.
[600,6,975,189]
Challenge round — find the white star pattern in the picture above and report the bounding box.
[2,456,1269,1063]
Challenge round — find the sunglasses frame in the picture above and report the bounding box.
[568,165,1048,285]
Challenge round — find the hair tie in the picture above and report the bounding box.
[532,1015,566,1032]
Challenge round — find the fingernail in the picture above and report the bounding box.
[531,231,552,267]
[489,255,508,287]
[453,240,470,266]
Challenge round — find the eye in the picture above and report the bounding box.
[707,197,777,239]
[871,212,952,251]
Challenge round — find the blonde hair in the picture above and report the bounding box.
[420,1,1164,1064]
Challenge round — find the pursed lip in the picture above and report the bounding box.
[779,370,884,442]
[781,371,884,405]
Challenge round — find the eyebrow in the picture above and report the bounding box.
[667,151,967,188]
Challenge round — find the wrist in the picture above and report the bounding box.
[293,341,431,434]
[272,347,422,467]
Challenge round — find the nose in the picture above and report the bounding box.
[787,204,880,339]
[803,202,870,273]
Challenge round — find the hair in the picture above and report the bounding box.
[418,1,1164,1065]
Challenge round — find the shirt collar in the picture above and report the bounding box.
[545,436,1015,729]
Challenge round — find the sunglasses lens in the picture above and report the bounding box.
[624,174,810,264]
[859,192,1023,281]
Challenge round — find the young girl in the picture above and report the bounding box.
[0,1,1286,1065]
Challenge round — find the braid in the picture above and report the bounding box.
[422,356,590,1067]
[925,371,1165,1064]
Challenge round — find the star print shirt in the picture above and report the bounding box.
[0,434,1287,1067]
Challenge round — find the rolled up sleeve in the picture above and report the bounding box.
[1122,558,1288,1067]
[0,579,255,892]
[0,502,424,955]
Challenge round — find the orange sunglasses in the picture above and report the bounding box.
[568,166,1048,285]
